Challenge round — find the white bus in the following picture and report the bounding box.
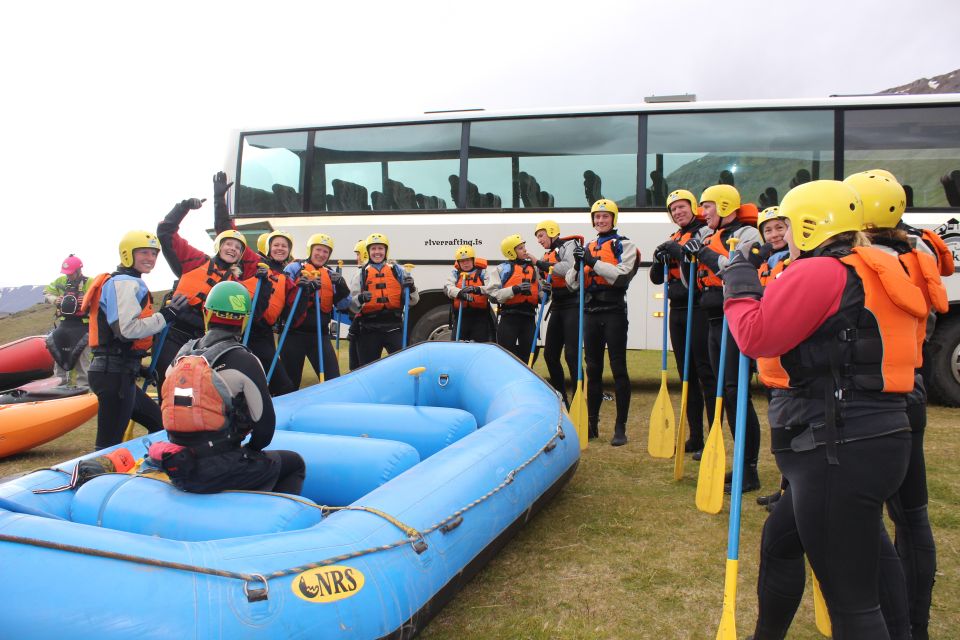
[223,94,960,405]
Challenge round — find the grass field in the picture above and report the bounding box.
[1,305,957,638]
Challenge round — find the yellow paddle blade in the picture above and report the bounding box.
[811,568,833,637]
[571,383,588,450]
[696,399,726,514]
[121,419,136,442]
[648,371,676,458]
[673,380,690,480]
[716,558,739,640]
[527,353,535,368]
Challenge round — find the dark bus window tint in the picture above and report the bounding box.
[845,106,960,208]
[312,123,461,212]
[237,132,309,214]
[467,117,638,209]
[646,111,834,209]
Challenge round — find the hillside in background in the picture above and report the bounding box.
[881,67,960,94]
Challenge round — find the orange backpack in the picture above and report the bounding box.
[161,340,243,434]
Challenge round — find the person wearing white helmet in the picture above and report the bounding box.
[44,254,92,387]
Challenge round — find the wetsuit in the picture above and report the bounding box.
[44,274,91,387]
[493,260,540,361]
[349,261,419,365]
[242,259,299,396]
[538,237,579,405]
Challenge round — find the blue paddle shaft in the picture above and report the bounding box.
[267,287,302,382]
[314,287,325,379]
[661,262,669,370]
[576,258,585,382]
[242,277,262,347]
[529,289,548,359]
[402,270,410,349]
[726,351,751,560]
[141,324,171,392]
[715,317,729,398]
[455,273,465,342]
[681,259,696,383]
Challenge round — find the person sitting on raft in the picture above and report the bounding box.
[151,281,305,495]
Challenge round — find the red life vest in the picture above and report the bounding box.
[174,258,237,309]
[360,263,403,315]
[301,263,335,314]
[501,261,539,306]
[82,273,154,353]
[453,258,489,311]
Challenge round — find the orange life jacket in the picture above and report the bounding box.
[897,249,948,365]
[360,263,404,315]
[242,269,288,326]
[782,246,926,394]
[453,258,489,311]
[756,258,791,388]
[584,234,636,290]
[696,230,733,289]
[174,258,236,309]
[541,236,582,290]
[758,258,789,287]
[160,339,243,435]
[666,227,700,282]
[920,228,955,276]
[301,263,335,314]
[501,261,539,306]
[82,273,155,353]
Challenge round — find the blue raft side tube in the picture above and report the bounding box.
[0,343,579,639]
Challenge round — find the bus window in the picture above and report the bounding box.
[237,131,309,214]
[311,123,461,212]
[467,116,639,209]
[646,110,834,208]
[844,106,960,208]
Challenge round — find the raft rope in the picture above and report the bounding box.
[0,406,568,603]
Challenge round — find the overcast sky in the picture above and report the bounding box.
[2,0,958,288]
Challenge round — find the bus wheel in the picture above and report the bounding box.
[410,306,453,344]
[929,315,960,407]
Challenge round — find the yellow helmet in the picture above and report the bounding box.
[843,170,906,230]
[265,230,294,254]
[666,189,698,216]
[454,245,475,261]
[365,232,389,249]
[535,219,560,238]
[118,230,160,268]
[700,184,741,218]
[779,180,863,252]
[213,230,247,256]
[757,206,785,232]
[307,233,334,254]
[501,233,524,260]
[256,232,270,256]
[590,199,619,227]
[353,239,369,262]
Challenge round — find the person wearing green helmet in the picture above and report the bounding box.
[152,281,305,495]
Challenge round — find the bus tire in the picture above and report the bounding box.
[928,315,960,407]
[410,305,453,344]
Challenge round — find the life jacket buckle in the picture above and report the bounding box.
[837,328,858,342]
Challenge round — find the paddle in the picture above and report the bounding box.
[314,284,325,384]
[648,262,676,458]
[696,237,739,514]
[528,267,552,367]
[812,569,832,636]
[571,257,588,449]
[334,260,343,355]
[401,263,415,349]
[122,322,170,442]
[408,366,426,406]
[455,272,466,342]
[242,263,269,347]
[267,286,302,383]
[674,258,698,480]
[716,350,751,639]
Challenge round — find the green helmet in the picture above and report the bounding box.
[203,281,252,330]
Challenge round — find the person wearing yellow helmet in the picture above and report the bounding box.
[752,206,791,285]
[684,183,763,489]
[492,234,544,361]
[444,245,496,342]
[280,233,351,386]
[533,220,582,406]
[723,179,925,639]
[154,172,261,391]
[568,199,638,444]
[349,232,419,364]
[346,239,369,370]
[85,230,187,449]
[847,170,947,638]
[256,233,271,260]
[650,190,715,454]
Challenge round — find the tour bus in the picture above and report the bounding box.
[223,94,960,405]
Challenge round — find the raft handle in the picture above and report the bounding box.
[438,373,449,387]
[411,536,429,554]
[440,516,463,534]
[244,573,269,602]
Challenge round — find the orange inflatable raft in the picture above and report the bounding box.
[0,393,98,458]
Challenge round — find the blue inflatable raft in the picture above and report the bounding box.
[0,342,579,639]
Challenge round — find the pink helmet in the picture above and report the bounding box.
[60,255,83,275]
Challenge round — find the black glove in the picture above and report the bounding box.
[535,259,552,272]
[757,242,775,261]
[255,265,270,281]
[461,285,481,295]
[512,282,532,295]
[403,275,416,292]
[297,276,317,292]
[179,198,205,210]
[681,238,703,257]
[329,270,344,285]
[159,294,188,323]
[456,290,474,301]
[721,251,764,301]
[357,291,372,304]
[541,279,552,293]
[213,171,234,198]
[138,366,157,385]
